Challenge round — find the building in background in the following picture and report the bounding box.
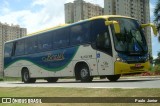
[104,0,151,55]
[0,22,27,77]
[65,0,104,23]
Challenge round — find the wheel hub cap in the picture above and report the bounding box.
[81,69,88,79]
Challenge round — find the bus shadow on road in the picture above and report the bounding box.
[8,78,160,84]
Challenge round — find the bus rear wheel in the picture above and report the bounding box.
[46,78,58,83]
[79,65,93,82]
[107,75,121,82]
[22,69,36,83]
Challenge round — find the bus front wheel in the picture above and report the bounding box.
[79,65,93,82]
[107,75,121,82]
[22,69,36,83]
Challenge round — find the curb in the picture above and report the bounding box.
[121,76,160,79]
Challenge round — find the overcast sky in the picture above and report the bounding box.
[0,0,159,58]
[0,0,103,33]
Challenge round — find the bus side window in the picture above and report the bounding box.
[97,32,110,50]
[25,37,38,54]
[70,25,83,45]
[82,22,91,43]
[4,43,13,57]
[91,19,112,55]
[38,32,53,52]
[53,28,69,49]
[70,22,90,45]
[15,40,25,56]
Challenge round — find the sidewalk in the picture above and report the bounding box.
[121,75,160,79]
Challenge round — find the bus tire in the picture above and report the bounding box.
[22,69,36,83]
[46,78,58,83]
[79,64,93,82]
[107,75,121,82]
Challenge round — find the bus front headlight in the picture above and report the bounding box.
[116,57,126,63]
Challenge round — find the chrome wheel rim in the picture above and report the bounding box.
[80,68,88,79]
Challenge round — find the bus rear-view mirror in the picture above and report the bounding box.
[141,23,158,36]
[105,21,120,34]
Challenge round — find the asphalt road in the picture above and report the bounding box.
[0,77,160,88]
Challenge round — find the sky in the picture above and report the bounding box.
[0,0,159,58]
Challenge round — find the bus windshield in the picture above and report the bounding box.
[109,17,148,55]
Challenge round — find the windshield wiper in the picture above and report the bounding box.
[123,28,131,54]
[129,30,145,53]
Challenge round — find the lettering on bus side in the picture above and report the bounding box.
[81,55,92,59]
[42,52,65,62]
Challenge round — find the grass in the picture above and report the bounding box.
[0,88,160,106]
[0,88,160,97]
[0,78,3,81]
[0,77,21,81]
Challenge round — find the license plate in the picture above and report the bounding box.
[135,64,142,68]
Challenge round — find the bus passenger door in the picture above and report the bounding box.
[91,19,114,76]
[96,32,113,75]
[96,51,113,75]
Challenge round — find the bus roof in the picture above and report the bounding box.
[89,15,137,21]
[5,15,137,43]
[27,24,69,36]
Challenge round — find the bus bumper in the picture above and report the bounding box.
[114,61,150,75]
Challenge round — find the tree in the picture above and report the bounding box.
[153,52,160,73]
[154,0,160,42]
[154,52,160,65]
[149,55,153,64]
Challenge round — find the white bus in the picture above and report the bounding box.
[4,15,157,83]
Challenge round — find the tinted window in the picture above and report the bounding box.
[25,37,38,54]
[91,19,112,55]
[91,19,107,42]
[15,40,25,56]
[4,43,13,57]
[53,28,69,49]
[70,22,90,45]
[109,17,147,53]
[38,32,53,52]
[97,32,111,52]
